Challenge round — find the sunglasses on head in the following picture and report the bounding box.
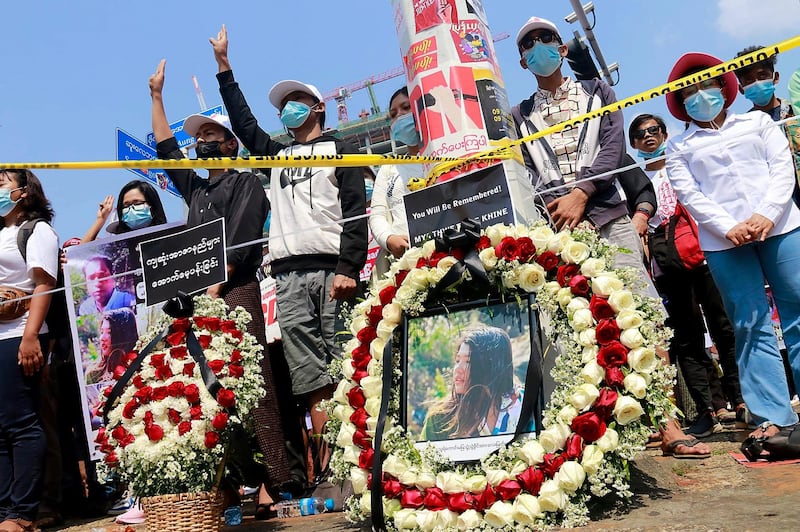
[519,32,558,50]
[632,125,662,139]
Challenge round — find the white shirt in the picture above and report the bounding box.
[666,111,800,251]
[645,168,678,230]
[0,222,59,339]
[369,163,423,249]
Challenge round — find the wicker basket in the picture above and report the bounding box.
[141,490,223,532]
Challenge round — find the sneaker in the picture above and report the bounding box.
[115,502,145,525]
[107,493,135,516]
[685,412,723,438]
[791,396,800,414]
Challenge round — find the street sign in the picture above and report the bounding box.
[145,105,224,149]
[115,128,181,197]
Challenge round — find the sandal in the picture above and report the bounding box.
[749,421,780,439]
[662,438,711,459]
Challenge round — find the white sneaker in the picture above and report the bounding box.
[107,492,135,515]
[791,395,800,414]
[116,501,145,525]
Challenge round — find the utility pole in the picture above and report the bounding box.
[565,1,619,85]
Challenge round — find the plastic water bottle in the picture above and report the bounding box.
[273,496,296,518]
[223,505,243,526]
[298,497,335,516]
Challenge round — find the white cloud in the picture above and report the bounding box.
[716,0,800,39]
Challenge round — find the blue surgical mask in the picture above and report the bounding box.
[364,179,374,201]
[0,187,22,217]
[743,78,776,107]
[122,204,153,229]
[390,113,421,147]
[638,142,666,160]
[684,88,725,123]
[280,101,312,129]
[524,42,563,77]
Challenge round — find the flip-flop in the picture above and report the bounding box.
[662,438,711,459]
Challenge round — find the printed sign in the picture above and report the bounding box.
[404,163,514,245]
[139,218,227,305]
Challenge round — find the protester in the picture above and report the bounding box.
[0,168,59,532]
[665,51,800,439]
[210,25,368,489]
[369,86,425,277]
[630,113,744,435]
[82,180,169,243]
[77,256,135,316]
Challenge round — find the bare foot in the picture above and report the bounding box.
[750,422,780,439]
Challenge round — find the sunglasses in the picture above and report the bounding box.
[632,125,663,139]
[519,32,558,50]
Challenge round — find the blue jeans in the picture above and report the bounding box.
[705,228,800,427]
[0,335,46,521]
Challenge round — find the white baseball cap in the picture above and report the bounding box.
[516,16,561,47]
[268,80,324,109]
[183,112,234,138]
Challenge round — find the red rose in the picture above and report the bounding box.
[122,400,138,419]
[494,479,522,500]
[166,331,186,347]
[366,305,384,326]
[208,359,225,374]
[228,364,244,378]
[134,386,152,403]
[119,431,134,447]
[356,326,378,345]
[124,351,138,365]
[149,353,166,368]
[446,492,475,512]
[595,318,621,345]
[474,484,497,512]
[132,374,144,389]
[571,412,607,442]
[422,487,447,511]
[167,408,182,424]
[220,320,237,334]
[352,429,372,449]
[170,346,188,360]
[151,387,168,401]
[495,236,519,261]
[352,353,371,371]
[155,365,174,381]
[415,257,429,269]
[383,479,403,499]
[178,421,193,436]
[428,250,449,268]
[379,285,398,306]
[346,387,366,408]
[352,344,370,364]
[349,408,369,430]
[605,367,625,389]
[145,423,164,442]
[351,369,368,383]
[589,295,616,320]
[597,341,628,368]
[189,405,203,420]
[230,350,242,363]
[201,317,222,331]
[171,318,191,332]
[212,412,229,431]
[104,450,118,467]
[111,425,128,442]
[535,250,560,271]
[557,263,581,287]
[103,386,112,397]
[112,364,127,381]
[569,274,590,297]
[400,488,424,508]
[167,381,185,397]
[594,387,619,420]
[229,330,243,343]
[516,466,544,495]
[564,434,585,460]
[143,411,154,425]
[394,270,409,286]
[183,362,196,377]
[452,247,466,261]
[198,335,212,349]
[540,453,566,478]
[358,447,374,469]
[516,237,537,262]
[204,431,220,448]
[184,384,201,404]
[216,388,236,409]
[476,235,491,251]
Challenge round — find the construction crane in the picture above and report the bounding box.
[323,31,510,124]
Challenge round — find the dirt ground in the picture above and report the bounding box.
[55,428,798,531]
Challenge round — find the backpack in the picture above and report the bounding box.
[16,218,47,262]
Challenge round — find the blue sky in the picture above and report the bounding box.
[2,0,799,241]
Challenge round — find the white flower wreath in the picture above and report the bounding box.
[326,221,676,530]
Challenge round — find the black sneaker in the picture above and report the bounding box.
[685,412,723,438]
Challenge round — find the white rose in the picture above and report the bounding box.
[335,423,356,448]
[426,267,445,285]
[456,509,483,530]
[484,501,515,528]
[608,289,636,312]
[394,284,415,303]
[592,273,624,297]
[437,255,458,272]
[359,375,382,398]
[566,296,590,313]
[512,493,542,524]
[580,257,606,277]
[518,263,547,292]
[369,337,387,360]
[595,427,619,452]
[436,471,465,493]
[628,347,659,373]
[397,466,419,486]
[421,239,436,258]
[557,287,574,308]
[570,383,600,411]
[543,280,561,295]
[485,223,508,246]
[341,359,356,381]
[393,508,418,530]
[366,358,381,377]
[539,422,571,453]
[342,444,360,465]
[332,403,354,423]
[397,247,423,271]
[570,308,595,332]
[613,395,645,425]
[580,445,604,474]
[479,247,499,270]
[359,491,371,515]
[623,372,648,399]
[547,231,572,253]
[332,379,352,404]
[383,498,402,519]
[364,396,381,417]
[373,277,394,293]
[582,345,599,363]
[538,479,567,512]
[510,460,529,476]
[462,474,488,493]
[580,360,605,386]
[485,468,512,486]
[343,337,360,356]
[556,461,586,493]
[557,405,579,425]
[381,303,403,325]
[517,439,545,465]
[350,467,368,494]
[382,454,408,477]
[376,319,396,341]
[404,269,430,291]
[349,314,369,336]
[616,309,644,330]
[512,223,531,238]
[414,470,436,489]
[620,328,645,349]
[436,509,458,530]
[561,240,590,264]
[577,328,597,347]
[530,225,555,250]
[501,269,520,289]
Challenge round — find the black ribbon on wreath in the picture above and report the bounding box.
[103,291,235,424]
[425,218,490,304]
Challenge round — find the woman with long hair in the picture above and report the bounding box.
[87,307,138,384]
[82,179,168,242]
[0,169,59,532]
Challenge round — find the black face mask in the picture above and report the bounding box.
[196,141,224,158]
